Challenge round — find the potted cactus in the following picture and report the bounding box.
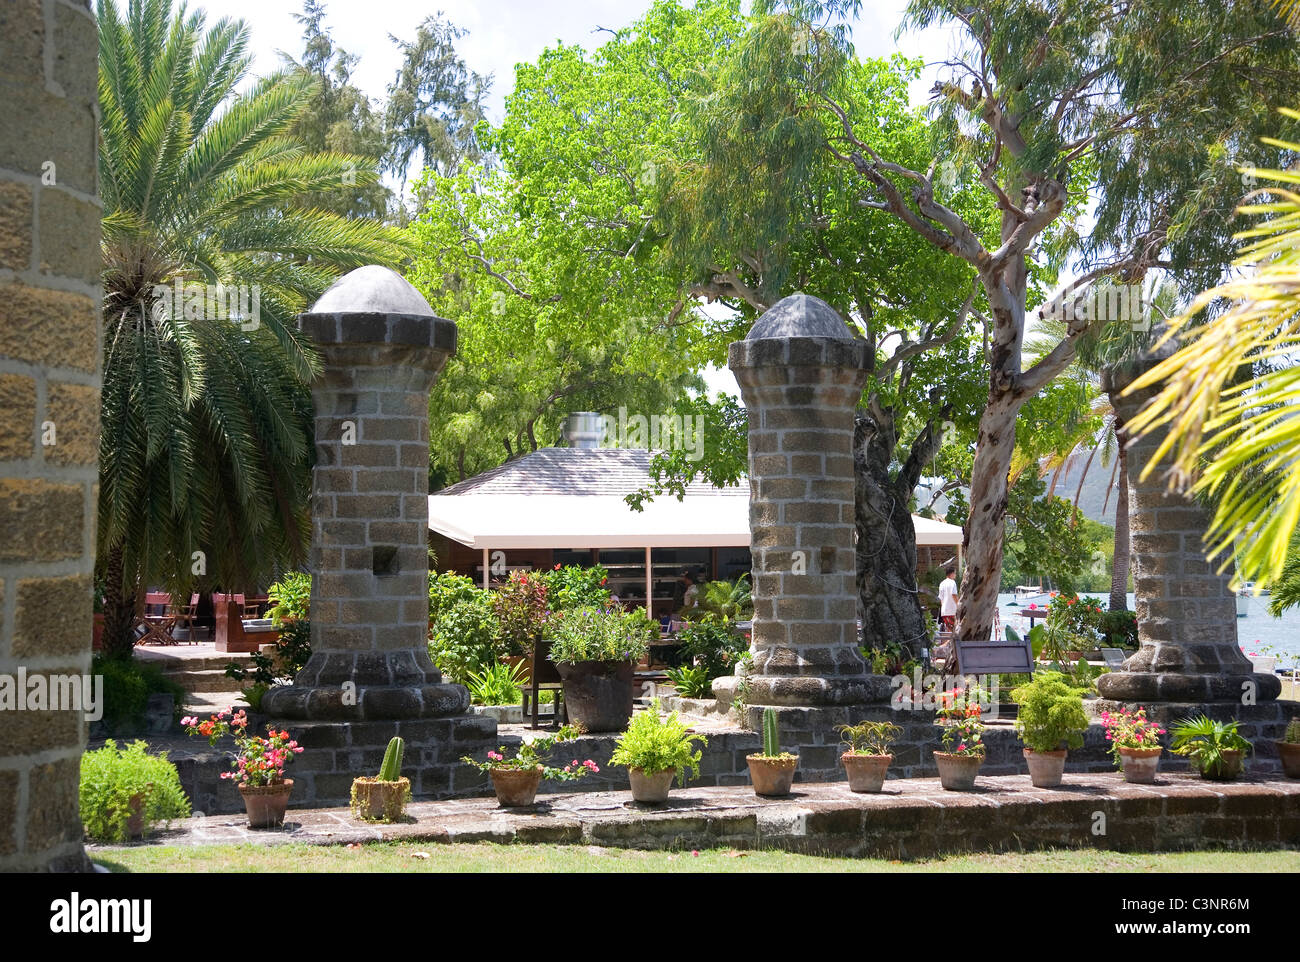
[1278,718,1300,778]
[610,699,707,803]
[1011,671,1089,787]
[837,721,900,792]
[1170,715,1251,781]
[350,737,411,822]
[746,707,798,796]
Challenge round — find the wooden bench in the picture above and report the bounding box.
[214,593,279,653]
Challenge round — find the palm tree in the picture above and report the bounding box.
[96,0,408,657]
[1124,109,1300,589]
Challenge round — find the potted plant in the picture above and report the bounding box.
[1170,714,1251,781]
[1279,718,1300,778]
[1011,671,1089,787]
[610,699,707,803]
[461,725,597,807]
[548,605,653,732]
[837,721,900,792]
[350,737,411,822]
[746,707,799,796]
[1101,706,1166,783]
[933,688,986,790]
[78,739,191,842]
[183,708,304,828]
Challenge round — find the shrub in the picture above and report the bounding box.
[491,570,549,657]
[665,664,713,698]
[837,721,901,756]
[548,606,654,664]
[676,614,747,679]
[543,564,611,610]
[79,739,191,842]
[267,572,310,622]
[1011,671,1089,753]
[428,571,484,623]
[1098,609,1138,648]
[610,700,707,785]
[465,661,528,706]
[428,592,501,684]
[94,654,187,730]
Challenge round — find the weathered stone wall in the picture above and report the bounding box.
[0,0,101,872]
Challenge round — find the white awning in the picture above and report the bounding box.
[427,493,963,550]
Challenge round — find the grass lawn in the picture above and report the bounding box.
[91,843,1298,873]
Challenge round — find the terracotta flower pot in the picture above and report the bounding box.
[746,754,798,796]
[1023,748,1067,788]
[628,767,675,803]
[350,776,411,822]
[555,659,635,732]
[124,792,147,838]
[1117,746,1162,784]
[1278,741,1300,779]
[490,767,544,807]
[1198,749,1244,782]
[933,751,983,791]
[841,753,891,793]
[238,779,293,829]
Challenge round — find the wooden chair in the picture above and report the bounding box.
[523,639,567,730]
[136,591,178,646]
[168,592,200,643]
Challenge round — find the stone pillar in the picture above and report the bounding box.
[262,267,469,720]
[729,294,889,706]
[0,0,101,871]
[1097,353,1281,703]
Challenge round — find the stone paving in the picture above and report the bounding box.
[90,772,1300,859]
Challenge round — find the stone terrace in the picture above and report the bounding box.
[90,773,1300,859]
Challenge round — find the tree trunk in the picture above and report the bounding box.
[99,542,138,660]
[854,410,946,659]
[1109,436,1131,612]
[956,395,1019,640]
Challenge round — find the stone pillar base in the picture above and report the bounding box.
[1097,670,1281,703]
[261,648,471,720]
[746,673,894,707]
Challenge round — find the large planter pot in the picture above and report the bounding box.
[124,792,147,838]
[1278,741,1300,779]
[1023,748,1067,788]
[489,767,544,807]
[1117,746,1162,784]
[746,755,798,796]
[628,768,675,804]
[933,751,983,791]
[841,753,891,793]
[1198,749,1244,782]
[238,779,293,829]
[555,659,635,733]
[350,776,410,822]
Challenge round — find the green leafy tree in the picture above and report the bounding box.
[96,0,407,657]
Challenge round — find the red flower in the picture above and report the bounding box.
[554,564,561,570]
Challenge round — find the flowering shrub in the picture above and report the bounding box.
[492,570,550,657]
[935,688,987,757]
[547,605,654,664]
[460,725,598,782]
[1101,706,1166,763]
[182,709,304,786]
[543,564,612,611]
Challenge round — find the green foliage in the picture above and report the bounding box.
[695,574,753,621]
[1011,672,1089,754]
[675,615,748,679]
[465,661,528,706]
[428,590,501,685]
[665,664,714,698]
[547,606,655,665]
[428,571,483,622]
[610,700,708,784]
[1000,474,1097,595]
[79,740,191,842]
[491,571,549,657]
[93,655,187,730]
[1268,529,1300,617]
[378,737,405,782]
[1170,715,1252,777]
[837,721,901,756]
[461,725,597,782]
[1285,718,1300,744]
[544,565,612,611]
[225,617,312,690]
[1098,610,1138,648]
[268,573,311,625]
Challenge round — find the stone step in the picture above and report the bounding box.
[164,668,246,693]
[137,651,259,673]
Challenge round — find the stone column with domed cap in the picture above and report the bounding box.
[729,293,891,706]
[262,266,470,721]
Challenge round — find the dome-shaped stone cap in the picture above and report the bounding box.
[299,265,455,352]
[310,265,434,316]
[746,292,854,340]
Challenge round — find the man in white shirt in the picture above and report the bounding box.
[938,567,959,633]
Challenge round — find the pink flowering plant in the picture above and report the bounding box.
[461,724,599,782]
[1101,706,1166,764]
[181,709,304,786]
[934,688,987,757]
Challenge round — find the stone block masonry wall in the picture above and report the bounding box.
[0,0,101,871]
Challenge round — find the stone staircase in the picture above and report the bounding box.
[134,643,259,713]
